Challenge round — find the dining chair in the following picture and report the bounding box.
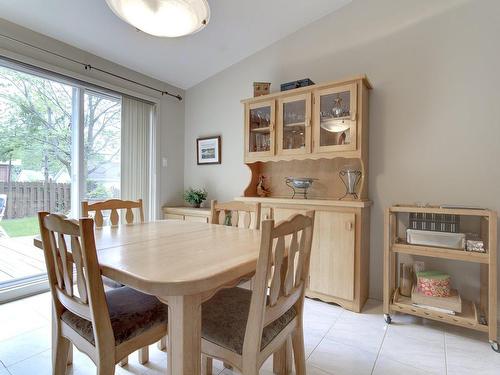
[81,198,144,228]
[38,212,168,375]
[201,211,315,375]
[210,200,261,229]
[81,198,166,362]
[81,198,144,290]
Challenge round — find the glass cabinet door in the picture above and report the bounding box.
[313,83,357,152]
[277,92,311,155]
[245,100,275,158]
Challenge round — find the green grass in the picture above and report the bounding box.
[0,216,39,237]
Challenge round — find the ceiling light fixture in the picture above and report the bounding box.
[105,0,210,37]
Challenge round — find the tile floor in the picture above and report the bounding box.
[0,292,499,374]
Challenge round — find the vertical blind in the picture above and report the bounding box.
[121,97,153,220]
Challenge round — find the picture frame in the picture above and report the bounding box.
[197,136,221,165]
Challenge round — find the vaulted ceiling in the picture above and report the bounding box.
[0,0,351,88]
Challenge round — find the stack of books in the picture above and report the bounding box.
[411,287,462,315]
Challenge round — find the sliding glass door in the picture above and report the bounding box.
[0,65,74,292]
[0,62,122,300]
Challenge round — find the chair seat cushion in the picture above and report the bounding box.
[202,287,297,355]
[61,286,167,346]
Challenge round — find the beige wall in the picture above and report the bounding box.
[184,0,500,303]
[0,18,186,216]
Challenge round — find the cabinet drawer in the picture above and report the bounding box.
[309,211,355,301]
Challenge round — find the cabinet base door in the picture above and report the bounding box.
[309,211,356,301]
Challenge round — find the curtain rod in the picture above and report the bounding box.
[0,54,156,106]
[0,32,183,101]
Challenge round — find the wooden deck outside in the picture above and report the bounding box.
[0,236,46,283]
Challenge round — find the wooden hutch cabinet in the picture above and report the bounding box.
[239,75,372,312]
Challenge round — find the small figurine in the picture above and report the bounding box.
[257,175,271,197]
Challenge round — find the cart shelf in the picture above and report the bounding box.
[391,289,488,332]
[392,242,489,264]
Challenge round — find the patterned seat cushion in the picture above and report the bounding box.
[61,286,168,346]
[202,287,297,355]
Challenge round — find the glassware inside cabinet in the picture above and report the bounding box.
[249,105,272,153]
[282,99,306,150]
[319,88,353,147]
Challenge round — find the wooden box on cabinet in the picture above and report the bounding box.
[163,207,211,223]
[236,197,371,312]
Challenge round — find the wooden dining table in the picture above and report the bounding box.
[34,219,266,375]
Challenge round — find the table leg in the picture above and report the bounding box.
[162,294,202,375]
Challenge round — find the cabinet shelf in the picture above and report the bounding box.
[250,127,271,133]
[320,115,352,123]
[391,289,488,332]
[283,121,306,128]
[392,242,489,263]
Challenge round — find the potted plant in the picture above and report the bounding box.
[183,188,207,208]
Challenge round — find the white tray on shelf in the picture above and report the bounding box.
[406,229,465,249]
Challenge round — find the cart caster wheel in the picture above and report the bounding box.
[490,340,500,353]
[384,314,392,324]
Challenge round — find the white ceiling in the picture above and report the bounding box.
[0,0,351,89]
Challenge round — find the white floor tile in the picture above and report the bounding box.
[380,327,446,375]
[304,331,324,358]
[8,349,52,375]
[302,304,339,338]
[373,355,439,375]
[308,337,377,375]
[0,325,51,366]
[304,298,343,318]
[220,362,333,375]
[304,364,333,375]
[445,330,500,375]
[0,299,48,342]
[385,313,446,344]
[22,292,52,320]
[326,312,387,354]
[0,362,9,375]
[343,299,383,319]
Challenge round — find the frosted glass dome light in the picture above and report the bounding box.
[105,0,210,37]
[321,120,350,133]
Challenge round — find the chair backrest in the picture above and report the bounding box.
[210,200,261,230]
[242,211,315,358]
[38,212,114,348]
[81,199,144,228]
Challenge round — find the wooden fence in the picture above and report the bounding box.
[0,182,71,220]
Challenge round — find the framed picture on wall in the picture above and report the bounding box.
[197,136,221,165]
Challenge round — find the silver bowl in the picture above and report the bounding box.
[285,177,318,199]
[285,177,316,189]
